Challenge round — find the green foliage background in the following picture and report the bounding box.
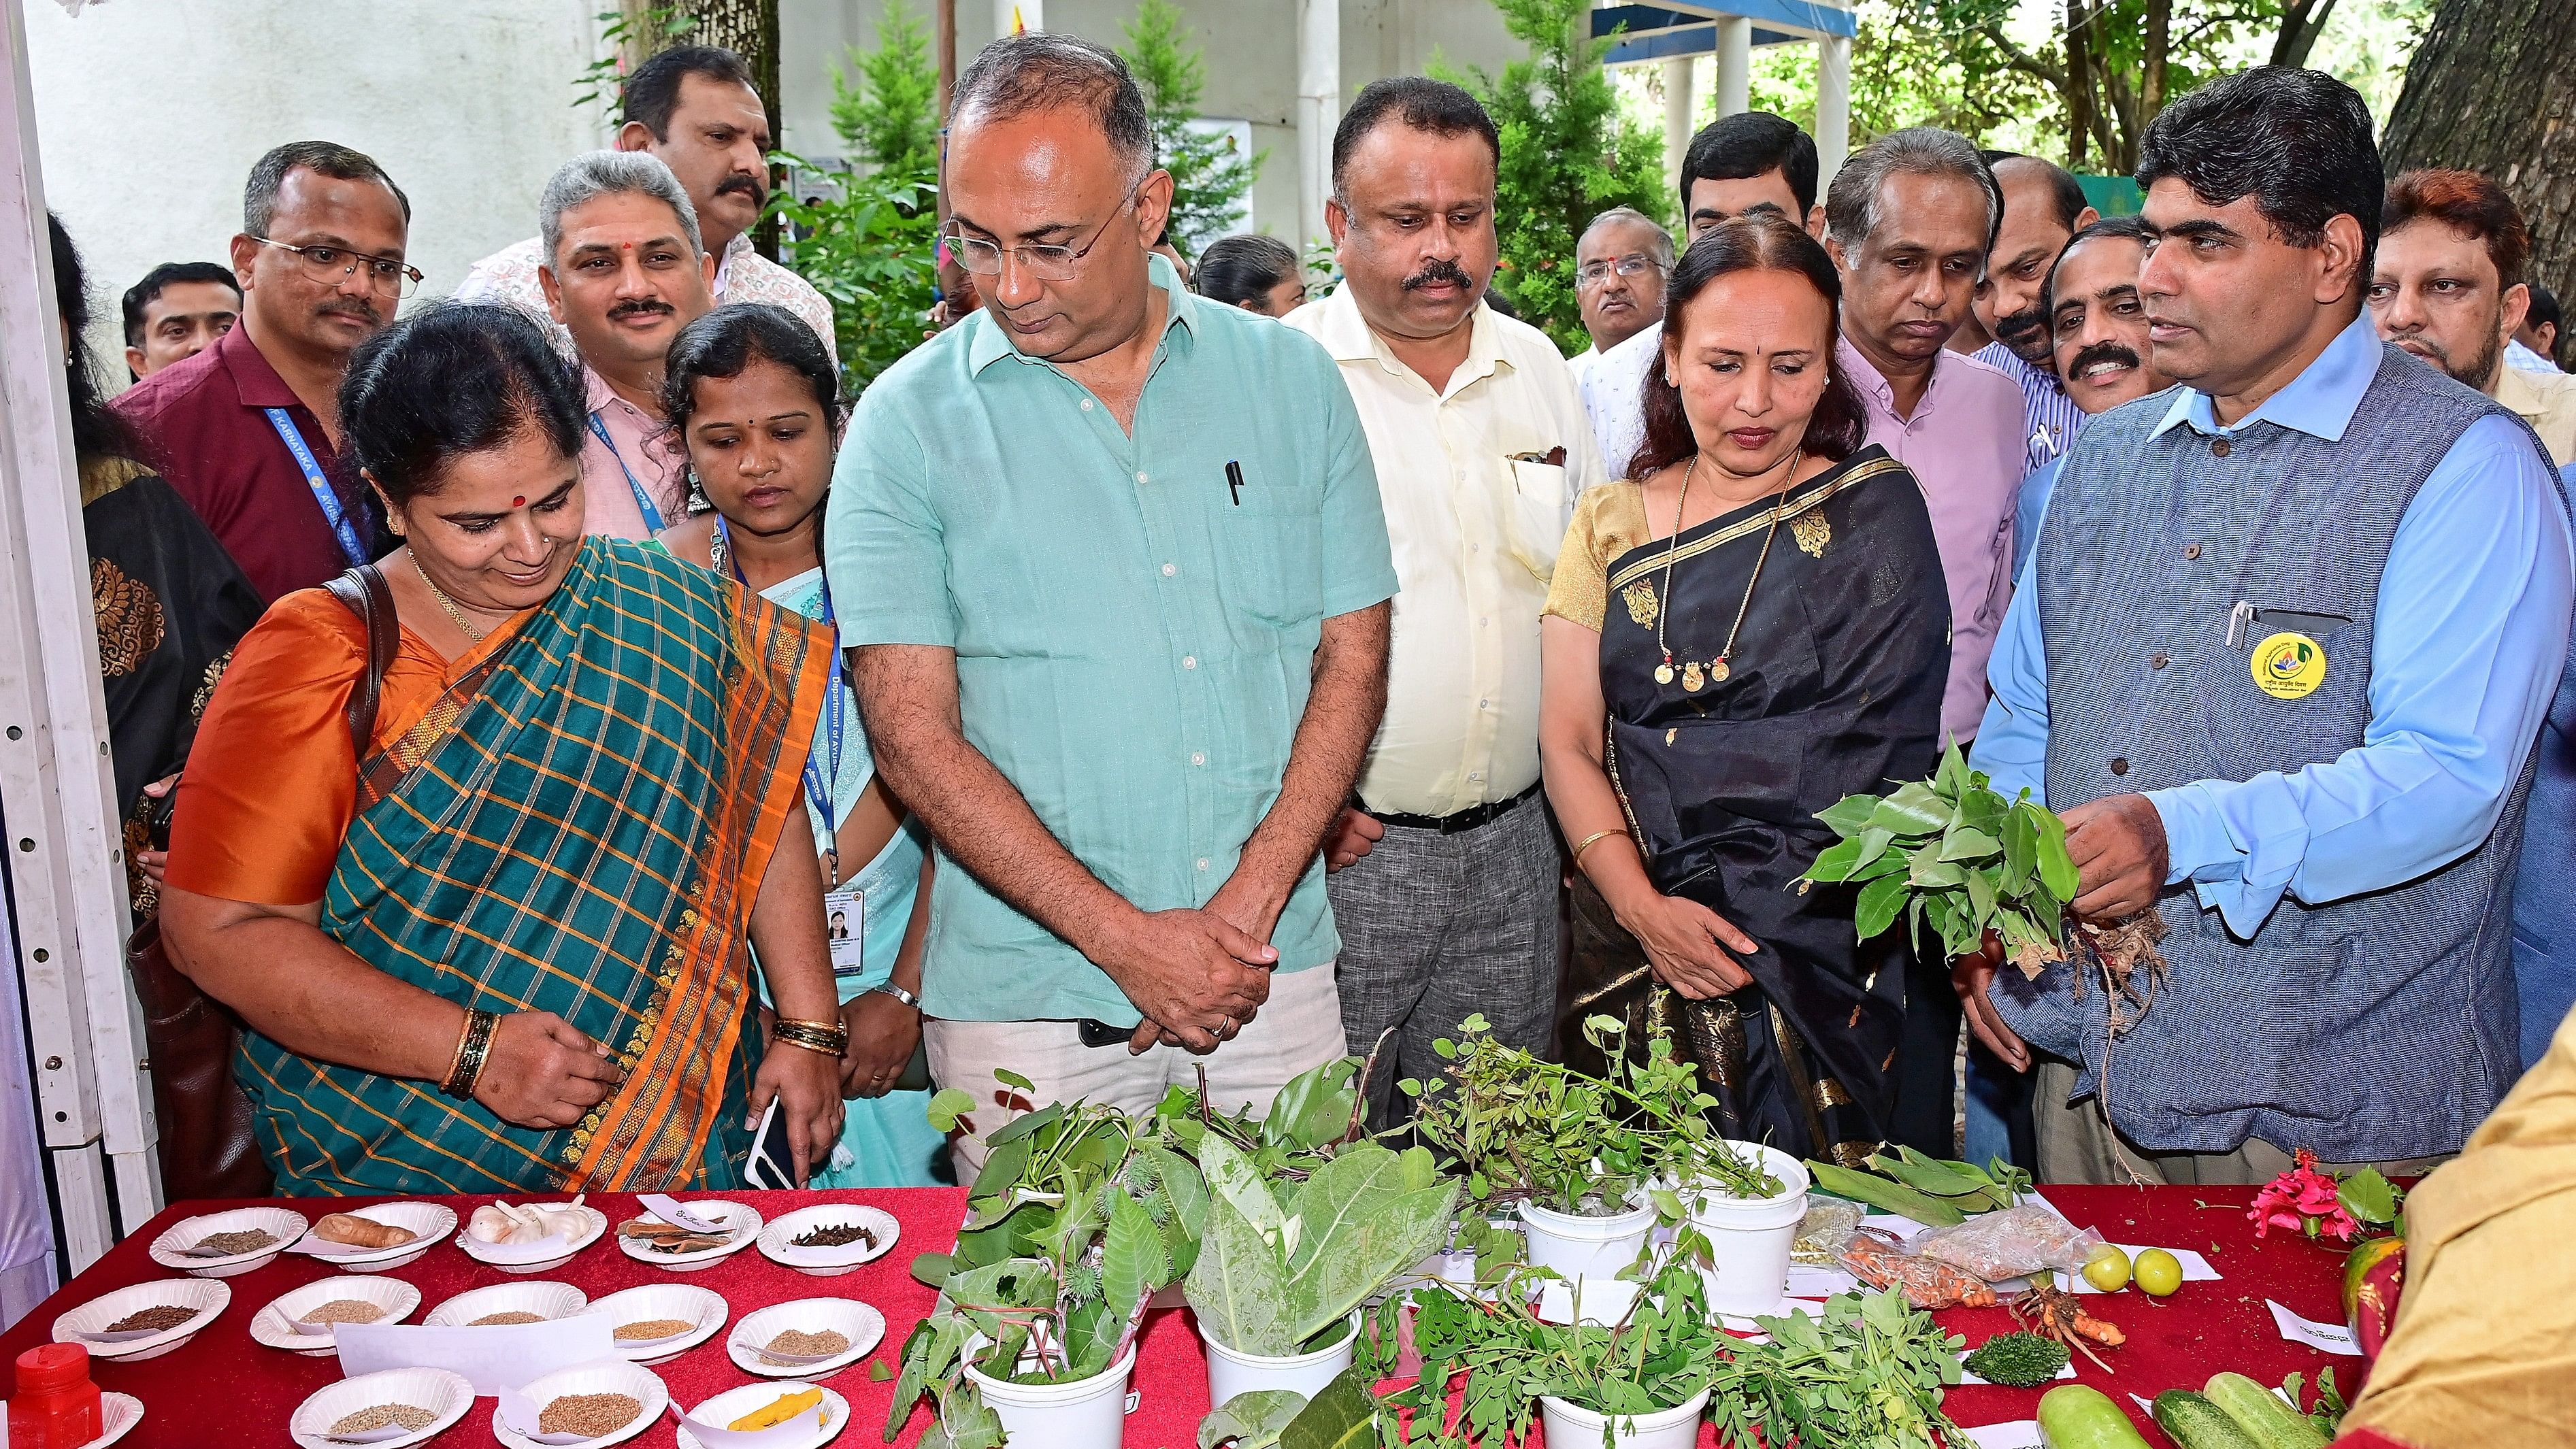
[1119,0,1262,254]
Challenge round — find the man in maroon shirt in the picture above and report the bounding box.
[115,141,412,602]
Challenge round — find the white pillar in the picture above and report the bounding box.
[1816,34,1851,193]
[995,0,1040,34]
[1714,17,1751,118]
[1297,0,1340,261]
[1661,56,1695,197]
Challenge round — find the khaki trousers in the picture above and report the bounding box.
[924,962,1347,1179]
[2032,1059,2454,1185]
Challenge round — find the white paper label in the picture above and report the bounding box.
[2267,1297,2362,1355]
[335,1316,615,1394]
[1961,1421,2045,1449]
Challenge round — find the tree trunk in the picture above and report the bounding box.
[2383,0,2576,305]
[681,0,783,257]
[2141,0,2170,120]
[2270,0,2340,68]
[2063,0,2093,170]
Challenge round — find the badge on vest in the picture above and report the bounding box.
[2251,631,2327,699]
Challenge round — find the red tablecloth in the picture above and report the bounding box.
[0,1186,2353,1447]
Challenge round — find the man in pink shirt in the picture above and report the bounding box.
[1822,127,2025,1154]
[535,150,715,539]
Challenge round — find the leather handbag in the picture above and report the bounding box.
[129,563,393,1203]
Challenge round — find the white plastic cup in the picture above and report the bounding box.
[1686,1144,1811,1318]
[1538,1386,1710,1449]
[1519,1197,1656,1282]
[1200,1312,1359,1410]
[962,1343,1136,1449]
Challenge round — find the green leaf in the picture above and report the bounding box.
[2029,803,2079,901]
[1855,871,1909,940]
[1102,1188,1171,1320]
[983,1100,1063,1151]
[927,1086,976,1134]
[1198,1135,1289,1241]
[993,1067,1036,1093]
[1804,833,1870,882]
[1264,1057,1361,1151]
[1806,1160,1968,1226]
[1817,793,1882,837]
[1868,781,1951,834]
[1964,867,1997,926]
[1938,826,2001,862]
[2336,1167,2400,1226]
[1934,739,1969,797]
[1281,1367,1385,1449]
[1186,1186,1295,1356]
[1200,1390,1308,1449]
[1908,855,1967,888]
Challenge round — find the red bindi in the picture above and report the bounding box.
[512,495,527,507]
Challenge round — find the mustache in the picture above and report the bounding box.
[1994,304,2047,343]
[1403,258,1475,292]
[608,297,676,322]
[317,299,382,325]
[714,172,767,204]
[2066,339,2141,377]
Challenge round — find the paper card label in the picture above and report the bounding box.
[335,1315,614,1394]
[824,886,866,977]
[1785,1263,1860,1298]
[2268,1297,2362,1354]
[1961,1422,2045,1449]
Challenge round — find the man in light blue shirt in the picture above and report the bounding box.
[1954,67,2573,1184]
[827,35,1396,1169]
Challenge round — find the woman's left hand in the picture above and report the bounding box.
[137,773,180,885]
[750,1042,845,1186]
[839,990,921,1099]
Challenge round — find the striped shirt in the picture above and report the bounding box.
[1975,342,2087,477]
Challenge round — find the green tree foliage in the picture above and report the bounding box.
[1447,0,1670,355]
[768,163,940,393]
[830,0,941,173]
[1118,0,1261,254]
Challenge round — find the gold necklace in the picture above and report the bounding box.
[410,552,488,642]
[1651,449,1803,693]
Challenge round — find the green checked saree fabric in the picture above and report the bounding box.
[238,537,831,1195]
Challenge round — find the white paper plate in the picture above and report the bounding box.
[425,1280,589,1328]
[252,1276,423,1356]
[755,1205,898,1276]
[615,1200,763,1271]
[148,1205,309,1278]
[674,1384,849,1449]
[288,1366,474,1449]
[76,1392,144,1449]
[492,1358,669,1449]
[51,1278,230,1361]
[580,1283,730,1365]
[725,1298,884,1380]
[457,1203,610,1273]
[291,1203,457,1271]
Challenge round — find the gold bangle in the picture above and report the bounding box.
[1570,828,1628,865]
[770,1017,849,1056]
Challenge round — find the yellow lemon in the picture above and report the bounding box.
[2081,1243,2132,1292]
[2134,1247,2183,1297]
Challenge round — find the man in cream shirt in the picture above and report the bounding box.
[1287,78,1604,1131]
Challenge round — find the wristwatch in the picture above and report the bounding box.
[865,982,921,1011]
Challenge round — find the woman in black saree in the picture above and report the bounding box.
[1539,214,1950,1166]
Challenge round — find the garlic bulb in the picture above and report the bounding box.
[468,1193,588,1245]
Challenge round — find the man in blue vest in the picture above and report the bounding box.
[1954,66,2574,1183]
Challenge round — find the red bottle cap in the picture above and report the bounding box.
[16,1342,91,1392]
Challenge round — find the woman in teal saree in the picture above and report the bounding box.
[161,305,846,1195]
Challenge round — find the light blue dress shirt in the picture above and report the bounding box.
[2011,454,2062,580]
[1974,316,2575,937]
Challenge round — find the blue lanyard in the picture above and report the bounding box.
[716,516,844,851]
[585,412,667,535]
[264,408,367,566]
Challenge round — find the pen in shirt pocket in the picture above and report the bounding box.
[1225,459,1246,505]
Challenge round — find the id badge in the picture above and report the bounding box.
[824,884,867,978]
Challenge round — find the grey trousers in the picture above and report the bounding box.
[2032,1058,2455,1185]
[1327,797,1562,1133]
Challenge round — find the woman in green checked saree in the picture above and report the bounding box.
[161,305,847,1195]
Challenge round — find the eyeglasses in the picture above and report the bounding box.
[252,237,423,298]
[1576,253,1664,286]
[944,187,1139,283]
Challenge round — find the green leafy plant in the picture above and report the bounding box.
[765,154,940,392]
[830,0,941,174]
[1438,0,1669,353]
[1706,1290,1968,1449]
[1198,1389,1305,1449]
[1806,1146,2031,1228]
[1118,0,1262,252]
[573,5,698,117]
[1186,1135,1458,1358]
[1802,741,2078,971]
[1962,1330,2070,1388]
[2282,1367,2347,1436]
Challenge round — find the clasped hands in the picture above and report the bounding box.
[1099,872,1285,1056]
[1952,791,2169,1071]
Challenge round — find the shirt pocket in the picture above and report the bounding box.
[1502,459,1572,580]
[1227,490,1325,628]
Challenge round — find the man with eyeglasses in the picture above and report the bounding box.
[1567,207,1672,421]
[116,141,410,601]
[826,33,1396,1174]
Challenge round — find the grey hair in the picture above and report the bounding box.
[951,32,1153,178]
[1580,206,1675,270]
[540,150,703,263]
[1824,127,2002,252]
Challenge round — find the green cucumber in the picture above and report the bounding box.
[2153,1390,2262,1449]
[2037,1385,2152,1448]
[2202,1372,2332,1449]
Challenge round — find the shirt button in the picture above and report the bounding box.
[2109,757,2130,776]
[2183,543,2202,560]
[2211,437,2232,459]
[1080,399,1094,411]
[1468,772,1483,782]
[1195,858,1210,871]
[1136,471,1150,484]
[2149,652,2169,670]
[1191,752,1206,766]
[1182,655,1198,670]
[1479,699,1489,710]
[1161,563,1177,577]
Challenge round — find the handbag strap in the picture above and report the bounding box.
[321,563,395,763]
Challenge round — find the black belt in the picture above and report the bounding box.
[1367,783,1540,835]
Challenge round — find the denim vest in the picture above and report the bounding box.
[2014,343,2533,1161]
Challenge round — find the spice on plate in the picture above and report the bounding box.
[789,1222,876,1249]
[329,1405,435,1435]
[761,1328,851,1362]
[644,1233,731,1255]
[303,1300,386,1326]
[538,1393,642,1438]
[102,1305,198,1334]
[615,1318,697,1342]
[194,1228,278,1256]
[469,1311,546,1326]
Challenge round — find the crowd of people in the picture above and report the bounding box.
[44,25,2576,1284]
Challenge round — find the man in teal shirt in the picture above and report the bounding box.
[825,33,1396,1170]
